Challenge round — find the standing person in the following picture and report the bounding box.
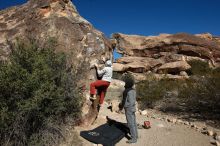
[119,74,138,144]
[90,60,113,106]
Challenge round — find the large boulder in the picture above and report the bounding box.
[113,33,220,64]
[0,0,113,67]
[112,33,220,79]
[0,0,113,125]
[113,63,126,72]
[113,56,164,73]
[129,72,148,82]
[157,61,191,74]
[105,79,125,100]
[195,33,213,40]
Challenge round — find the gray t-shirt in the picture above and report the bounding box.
[97,66,113,82]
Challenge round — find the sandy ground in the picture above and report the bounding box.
[75,104,214,146]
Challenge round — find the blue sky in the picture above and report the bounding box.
[1,0,220,37]
[74,0,220,37]
[1,0,220,59]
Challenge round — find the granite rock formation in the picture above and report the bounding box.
[0,0,113,125]
[112,33,220,80]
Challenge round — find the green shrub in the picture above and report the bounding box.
[0,40,82,146]
[136,75,184,108]
[179,68,220,113]
[187,60,211,75]
[112,71,123,80]
[137,61,220,115]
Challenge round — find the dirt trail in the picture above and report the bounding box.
[75,103,215,146]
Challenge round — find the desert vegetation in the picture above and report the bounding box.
[0,39,83,146]
[136,60,220,120]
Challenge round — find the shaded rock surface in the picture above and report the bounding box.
[157,61,191,74]
[112,33,220,79]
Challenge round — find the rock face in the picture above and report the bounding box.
[0,0,113,125]
[112,33,220,79]
[0,0,113,64]
[157,61,191,74]
[105,79,125,100]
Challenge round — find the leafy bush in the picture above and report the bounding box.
[136,74,184,108]
[0,40,83,146]
[179,67,220,113]
[187,60,211,75]
[112,71,123,80]
[137,62,220,115]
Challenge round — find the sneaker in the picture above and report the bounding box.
[89,95,96,100]
[126,139,137,144]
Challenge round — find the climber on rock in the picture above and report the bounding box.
[90,59,113,106]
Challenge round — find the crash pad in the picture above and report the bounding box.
[80,120,129,146]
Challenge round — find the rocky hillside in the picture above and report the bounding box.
[0,0,113,126]
[112,33,220,80]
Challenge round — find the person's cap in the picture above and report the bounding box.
[105,60,112,66]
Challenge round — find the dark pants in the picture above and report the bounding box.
[125,109,138,140]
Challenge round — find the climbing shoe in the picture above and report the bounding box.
[126,139,137,144]
[89,95,96,101]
